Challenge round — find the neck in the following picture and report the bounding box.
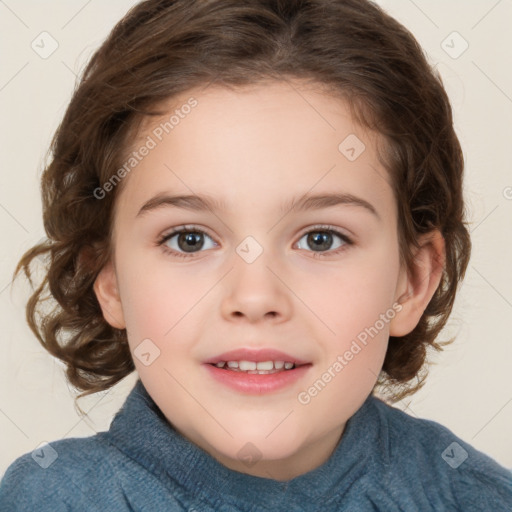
[181,422,346,481]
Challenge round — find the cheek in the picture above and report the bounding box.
[301,245,400,336]
[299,262,396,414]
[123,281,183,338]
[118,251,215,345]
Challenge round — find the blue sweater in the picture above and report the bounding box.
[1,378,511,511]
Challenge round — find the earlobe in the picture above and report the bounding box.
[93,260,126,330]
[389,230,445,337]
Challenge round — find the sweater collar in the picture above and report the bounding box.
[106,378,384,509]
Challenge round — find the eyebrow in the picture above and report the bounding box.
[136,191,380,220]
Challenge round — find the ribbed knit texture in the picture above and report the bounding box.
[1,378,511,511]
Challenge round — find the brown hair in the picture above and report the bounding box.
[13,0,471,408]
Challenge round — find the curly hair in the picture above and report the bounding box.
[13,0,471,408]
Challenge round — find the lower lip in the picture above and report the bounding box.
[203,363,312,394]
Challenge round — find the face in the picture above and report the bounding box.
[95,80,422,481]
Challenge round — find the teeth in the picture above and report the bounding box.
[256,361,273,371]
[238,360,257,371]
[213,360,297,371]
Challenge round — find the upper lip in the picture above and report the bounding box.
[203,348,310,366]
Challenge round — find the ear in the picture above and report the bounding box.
[93,260,126,330]
[389,230,445,337]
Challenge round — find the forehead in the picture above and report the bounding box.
[117,81,394,222]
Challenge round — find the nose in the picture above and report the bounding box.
[220,250,293,324]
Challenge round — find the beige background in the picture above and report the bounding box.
[1,0,511,476]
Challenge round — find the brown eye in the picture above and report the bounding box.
[306,231,334,251]
[296,227,353,257]
[158,227,217,258]
[176,232,205,253]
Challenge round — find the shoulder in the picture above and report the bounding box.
[0,434,120,511]
[369,396,512,510]
[0,431,188,511]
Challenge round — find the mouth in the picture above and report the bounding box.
[203,348,310,372]
[202,348,312,394]
[208,360,307,374]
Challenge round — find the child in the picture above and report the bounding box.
[1,0,511,510]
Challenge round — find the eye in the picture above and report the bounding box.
[157,224,353,260]
[295,226,353,258]
[157,226,217,259]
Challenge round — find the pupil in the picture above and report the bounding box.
[179,232,204,252]
[308,232,331,251]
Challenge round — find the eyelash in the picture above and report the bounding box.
[156,224,354,260]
